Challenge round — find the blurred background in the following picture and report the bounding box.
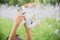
[0,0,60,40]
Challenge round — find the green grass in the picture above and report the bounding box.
[0,17,60,40]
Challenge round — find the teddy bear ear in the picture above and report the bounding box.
[24,4,29,8]
[24,2,35,8]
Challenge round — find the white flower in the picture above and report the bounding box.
[54,29,59,34]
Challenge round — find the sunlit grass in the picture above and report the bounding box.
[0,18,60,40]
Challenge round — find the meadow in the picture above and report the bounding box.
[0,17,60,40]
[0,2,60,40]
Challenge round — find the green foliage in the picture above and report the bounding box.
[41,0,60,5]
[0,0,31,6]
[0,0,60,5]
[0,0,10,4]
[0,17,60,40]
[9,0,14,5]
